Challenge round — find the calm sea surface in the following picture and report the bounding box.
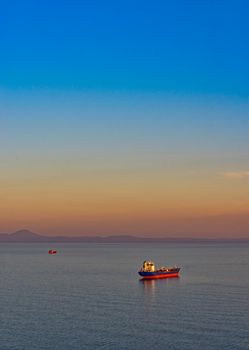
[0,242,248,350]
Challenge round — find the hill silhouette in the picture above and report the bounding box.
[0,229,248,243]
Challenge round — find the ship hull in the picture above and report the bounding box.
[138,268,180,279]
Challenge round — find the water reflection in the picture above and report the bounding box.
[140,279,156,296]
[139,277,180,300]
[139,279,157,306]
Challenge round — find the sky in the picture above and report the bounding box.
[0,0,249,237]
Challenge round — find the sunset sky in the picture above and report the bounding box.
[1,0,249,237]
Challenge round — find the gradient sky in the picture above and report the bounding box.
[1,0,249,237]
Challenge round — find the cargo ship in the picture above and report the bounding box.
[138,260,180,279]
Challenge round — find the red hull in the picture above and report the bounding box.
[141,273,179,280]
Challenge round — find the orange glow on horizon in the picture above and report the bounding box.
[1,166,249,238]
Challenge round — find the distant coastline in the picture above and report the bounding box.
[0,229,248,243]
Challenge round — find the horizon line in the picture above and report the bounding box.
[0,229,249,242]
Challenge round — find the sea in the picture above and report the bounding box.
[0,242,248,350]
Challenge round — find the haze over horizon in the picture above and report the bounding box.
[1,0,249,238]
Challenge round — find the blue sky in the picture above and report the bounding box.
[0,0,248,95]
[1,0,249,236]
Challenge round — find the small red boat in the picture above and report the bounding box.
[48,249,57,255]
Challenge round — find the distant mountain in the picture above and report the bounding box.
[10,229,46,240]
[0,229,248,243]
[0,230,154,243]
[0,229,49,242]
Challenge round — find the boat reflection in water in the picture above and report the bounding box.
[139,278,157,302]
[140,278,156,293]
[139,273,180,302]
